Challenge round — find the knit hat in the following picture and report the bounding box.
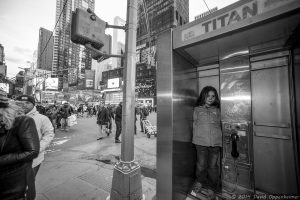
[16,95,35,105]
[0,94,9,108]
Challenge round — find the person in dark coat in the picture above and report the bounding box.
[114,102,122,143]
[107,104,114,134]
[58,102,73,131]
[96,102,110,140]
[0,96,40,200]
[139,105,149,133]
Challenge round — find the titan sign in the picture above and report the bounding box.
[182,0,296,41]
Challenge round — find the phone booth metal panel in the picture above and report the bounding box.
[156,0,300,199]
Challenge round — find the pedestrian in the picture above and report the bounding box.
[15,95,54,177]
[140,105,149,133]
[192,86,222,198]
[96,101,110,140]
[114,102,122,143]
[107,104,114,134]
[0,95,40,200]
[134,105,138,135]
[46,105,58,133]
[58,101,74,131]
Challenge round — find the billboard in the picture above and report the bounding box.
[33,77,44,90]
[85,70,95,89]
[107,78,120,88]
[45,78,58,90]
[86,79,93,88]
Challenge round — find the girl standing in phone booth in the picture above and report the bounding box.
[192,86,222,196]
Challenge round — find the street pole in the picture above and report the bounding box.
[109,0,143,199]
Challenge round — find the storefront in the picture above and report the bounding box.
[156,0,300,199]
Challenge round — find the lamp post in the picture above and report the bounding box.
[109,0,144,200]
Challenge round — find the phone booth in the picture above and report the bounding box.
[156,0,300,199]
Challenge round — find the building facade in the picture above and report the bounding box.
[52,0,95,91]
[0,44,4,64]
[37,28,54,71]
[135,0,189,103]
[0,44,7,79]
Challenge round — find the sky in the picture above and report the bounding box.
[0,0,238,78]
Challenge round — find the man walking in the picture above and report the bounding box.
[58,101,73,131]
[16,95,54,175]
[16,95,54,199]
[96,102,110,140]
[140,104,149,133]
[107,104,114,134]
[115,102,122,143]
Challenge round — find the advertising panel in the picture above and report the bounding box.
[86,79,93,88]
[105,91,123,105]
[107,78,120,88]
[45,78,58,90]
[85,70,95,89]
[33,77,44,90]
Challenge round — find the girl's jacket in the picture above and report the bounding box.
[193,106,222,147]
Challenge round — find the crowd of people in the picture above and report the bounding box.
[95,101,151,143]
[0,92,154,199]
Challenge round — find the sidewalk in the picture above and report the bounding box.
[35,113,157,200]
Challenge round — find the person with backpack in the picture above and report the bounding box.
[139,105,149,133]
[96,102,110,140]
[58,101,73,131]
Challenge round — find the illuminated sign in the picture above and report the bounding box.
[86,79,94,88]
[45,78,58,90]
[107,78,120,88]
[182,0,296,41]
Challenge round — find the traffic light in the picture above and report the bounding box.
[91,34,112,61]
[71,8,106,49]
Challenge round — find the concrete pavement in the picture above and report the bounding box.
[35,112,157,200]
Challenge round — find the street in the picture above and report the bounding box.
[35,112,157,200]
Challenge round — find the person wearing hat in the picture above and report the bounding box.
[15,95,54,176]
[0,95,40,199]
[58,101,74,131]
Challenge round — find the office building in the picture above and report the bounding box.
[135,0,189,103]
[52,0,95,91]
[37,28,54,71]
[0,44,7,78]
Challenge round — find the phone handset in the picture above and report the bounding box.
[231,130,239,158]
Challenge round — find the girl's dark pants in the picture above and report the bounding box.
[195,145,221,190]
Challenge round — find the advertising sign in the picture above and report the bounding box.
[182,0,297,42]
[85,70,95,89]
[33,77,44,90]
[45,78,58,90]
[107,78,120,88]
[86,79,94,88]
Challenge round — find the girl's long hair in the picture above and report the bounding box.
[0,103,24,130]
[196,86,220,108]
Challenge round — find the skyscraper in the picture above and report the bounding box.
[37,28,54,71]
[0,44,7,78]
[135,0,189,102]
[0,44,4,64]
[52,0,95,91]
[136,0,189,47]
